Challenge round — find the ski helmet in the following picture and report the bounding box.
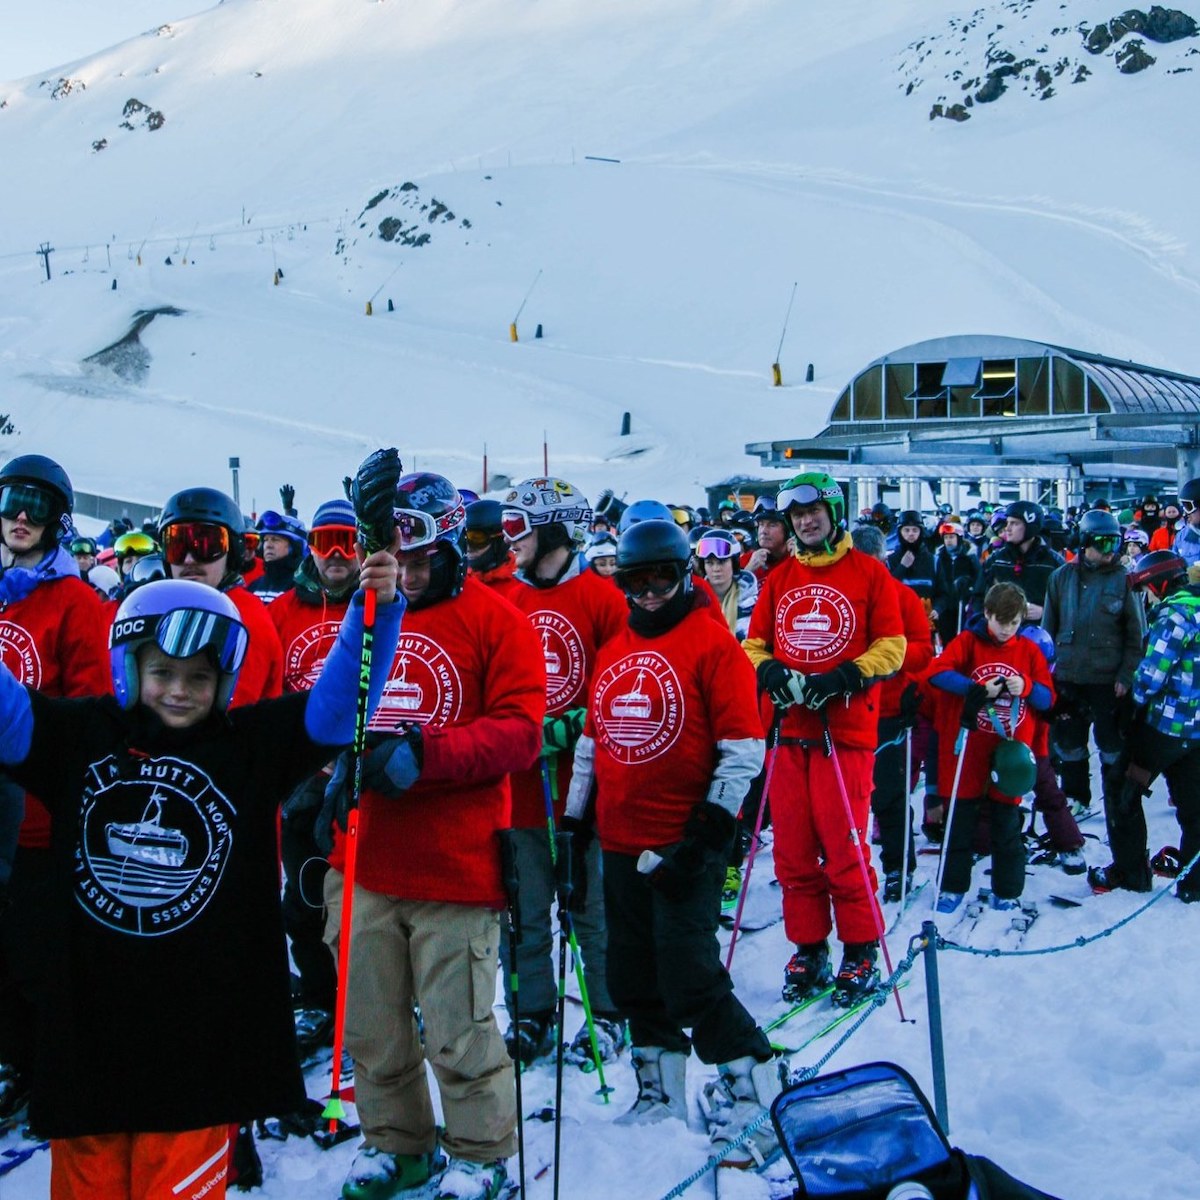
[777,472,845,529]
[126,553,168,593]
[693,527,739,560]
[85,563,122,601]
[393,471,467,603]
[869,502,895,532]
[158,487,245,568]
[614,519,691,598]
[1006,501,1043,539]
[70,535,99,557]
[584,531,618,563]
[989,739,1037,800]
[897,509,924,532]
[617,499,675,534]
[1019,624,1056,669]
[668,504,698,531]
[465,499,504,537]
[1128,550,1187,598]
[256,509,308,548]
[751,496,786,527]
[465,499,509,572]
[1077,508,1121,552]
[1123,528,1150,547]
[502,478,591,548]
[1180,476,1200,509]
[0,453,75,550]
[110,578,248,711]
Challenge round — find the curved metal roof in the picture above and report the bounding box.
[860,335,1200,417]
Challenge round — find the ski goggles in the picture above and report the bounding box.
[500,509,535,543]
[129,554,167,587]
[695,535,737,561]
[0,483,56,525]
[614,561,685,598]
[308,524,358,559]
[393,508,441,552]
[1089,535,1121,554]
[112,605,248,673]
[70,537,98,556]
[775,482,827,512]
[1182,498,1197,515]
[257,510,291,533]
[161,522,232,565]
[464,528,499,551]
[114,531,158,558]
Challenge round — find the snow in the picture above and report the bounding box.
[2,1,1199,1197]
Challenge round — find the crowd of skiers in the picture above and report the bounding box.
[0,448,1197,1200]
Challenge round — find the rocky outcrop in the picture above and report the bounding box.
[336,181,474,257]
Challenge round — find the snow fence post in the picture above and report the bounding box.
[921,919,950,1134]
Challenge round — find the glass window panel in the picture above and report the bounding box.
[1017,358,1049,415]
[854,367,882,421]
[832,387,852,422]
[942,358,981,387]
[885,364,914,419]
[1086,378,1110,413]
[950,386,980,418]
[1052,360,1085,415]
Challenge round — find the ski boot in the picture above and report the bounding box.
[721,865,742,909]
[615,1046,688,1126]
[503,1013,556,1068]
[1088,861,1151,894]
[883,870,914,903]
[701,1055,786,1168]
[935,892,964,914]
[989,894,1020,912]
[1057,847,1086,875]
[433,1157,513,1199]
[342,1147,445,1199]
[294,1007,335,1059]
[831,942,879,1008]
[781,941,831,1002]
[565,1015,627,1066]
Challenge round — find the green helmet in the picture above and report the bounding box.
[989,739,1037,800]
[777,472,845,528]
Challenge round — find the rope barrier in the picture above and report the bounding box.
[935,845,1200,959]
[656,939,925,1200]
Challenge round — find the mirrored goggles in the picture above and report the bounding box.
[115,531,158,557]
[161,522,232,565]
[309,524,358,559]
[775,483,822,512]
[70,537,98,556]
[695,536,736,561]
[242,530,260,554]
[129,554,167,587]
[1090,535,1120,554]
[112,606,248,673]
[394,509,439,552]
[257,509,289,532]
[0,483,55,525]
[614,561,685,598]
[465,528,499,551]
[501,509,534,543]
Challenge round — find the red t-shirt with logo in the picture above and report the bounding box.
[267,590,352,694]
[504,568,626,829]
[355,576,545,906]
[587,600,762,856]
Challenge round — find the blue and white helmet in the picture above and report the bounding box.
[110,579,248,711]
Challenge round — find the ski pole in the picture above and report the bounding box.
[539,758,611,1101]
[899,725,913,912]
[498,831,527,1200]
[322,585,377,1133]
[552,830,575,1200]
[932,728,969,913]
[725,715,780,971]
[821,715,906,1022]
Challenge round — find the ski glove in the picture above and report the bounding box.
[801,661,864,709]
[314,751,355,855]
[898,681,922,729]
[344,447,403,553]
[684,800,738,857]
[541,708,586,758]
[362,726,424,799]
[281,772,327,824]
[279,483,296,516]
[757,659,807,710]
[645,802,736,901]
[558,815,593,912]
[960,683,990,729]
[644,838,709,901]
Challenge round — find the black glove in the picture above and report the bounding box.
[344,447,403,553]
[313,751,355,855]
[281,772,328,825]
[684,800,738,857]
[559,816,593,912]
[362,727,423,799]
[960,682,989,730]
[801,661,864,709]
[644,839,709,901]
[757,659,806,710]
[954,577,974,604]
[541,708,586,758]
[279,483,296,516]
[645,802,735,901]
[899,681,922,729]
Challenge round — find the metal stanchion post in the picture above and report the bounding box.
[920,920,950,1134]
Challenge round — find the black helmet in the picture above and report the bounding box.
[751,496,786,525]
[0,454,75,549]
[1077,508,1121,548]
[897,509,924,531]
[616,519,689,570]
[1128,550,1187,598]
[465,499,504,537]
[393,472,467,603]
[158,486,245,570]
[1180,477,1200,505]
[1006,501,1044,539]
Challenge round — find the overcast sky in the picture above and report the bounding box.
[0,2,201,81]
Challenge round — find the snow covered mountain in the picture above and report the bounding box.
[1,8,1199,1195]
[1,0,1197,514]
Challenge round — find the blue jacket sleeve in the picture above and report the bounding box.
[1026,682,1052,713]
[928,668,973,697]
[304,592,405,746]
[0,664,33,767]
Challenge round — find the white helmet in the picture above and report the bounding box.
[501,478,591,548]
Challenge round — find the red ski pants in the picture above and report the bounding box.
[50,1126,229,1200]
[771,742,880,945]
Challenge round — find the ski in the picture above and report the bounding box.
[762,985,836,1037]
[886,879,929,934]
[769,981,911,1054]
[0,1140,49,1177]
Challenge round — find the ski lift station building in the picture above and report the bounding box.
[725,334,1200,514]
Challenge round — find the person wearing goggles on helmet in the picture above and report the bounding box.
[931,518,980,646]
[462,500,522,602]
[562,519,776,1156]
[0,496,403,1199]
[0,455,111,1129]
[113,530,160,585]
[972,501,1063,624]
[248,510,308,605]
[158,488,284,707]
[1042,509,1147,823]
[1173,476,1200,570]
[743,472,905,1010]
[1120,527,1150,569]
[493,478,628,1071]
[695,529,758,640]
[743,497,793,582]
[69,535,98,577]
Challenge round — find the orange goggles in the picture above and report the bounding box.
[161,522,231,565]
[308,525,358,559]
